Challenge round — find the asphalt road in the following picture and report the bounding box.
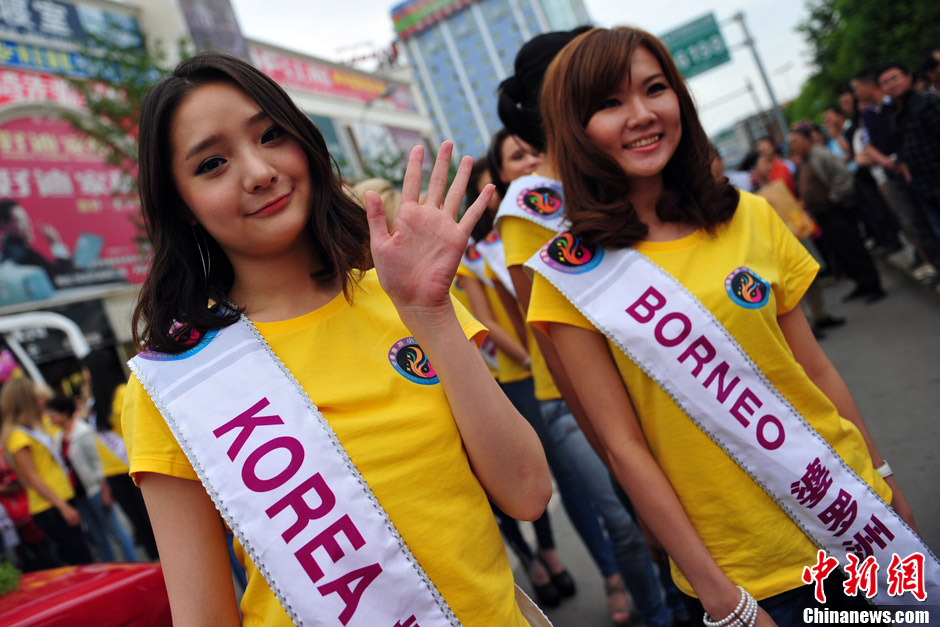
[511,257,940,626]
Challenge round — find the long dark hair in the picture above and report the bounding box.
[133,51,370,352]
[485,128,513,198]
[540,27,738,249]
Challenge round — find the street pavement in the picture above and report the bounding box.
[511,256,940,625]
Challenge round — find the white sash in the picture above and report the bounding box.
[461,241,492,289]
[96,430,129,465]
[130,318,460,627]
[526,237,940,607]
[474,231,516,298]
[494,174,567,235]
[19,427,68,478]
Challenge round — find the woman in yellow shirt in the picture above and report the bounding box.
[125,51,550,626]
[526,26,923,627]
[0,377,92,565]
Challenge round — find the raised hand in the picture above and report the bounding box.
[365,141,494,318]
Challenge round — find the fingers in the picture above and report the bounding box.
[443,155,474,220]
[364,190,390,248]
[400,145,425,205]
[460,184,495,238]
[424,141,454,208]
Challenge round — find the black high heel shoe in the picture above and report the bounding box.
[537,554,576,598]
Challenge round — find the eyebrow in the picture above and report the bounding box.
[642,73,666,85]
[183,110,271,162]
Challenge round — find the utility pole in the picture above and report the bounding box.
[729,11,789,143]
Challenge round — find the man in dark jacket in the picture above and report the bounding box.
[790,126,885,303]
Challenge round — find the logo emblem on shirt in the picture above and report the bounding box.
[482,230,500,245]
[541,233,603,274]
[388,337,439,385]
[725,266,770,309]
[138,327,220,361]
[465,242,481,261]
[517,185,564,218]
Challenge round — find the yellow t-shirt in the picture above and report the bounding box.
[123,270,527,627]
[527,193,892,600]
[498,215,561,400]
[110,383,126,437]
[478,263,531,384]
[96,436,129,477]
[453,264,498,378]
[6,427,74,515]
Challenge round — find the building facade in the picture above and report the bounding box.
[0,0,434,388]
[393,0,591,159]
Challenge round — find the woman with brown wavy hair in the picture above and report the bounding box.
[527,26,927,627]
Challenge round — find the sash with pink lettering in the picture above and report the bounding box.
[494,174,567,235]
[526,236,940,607]
[129,318,460,626]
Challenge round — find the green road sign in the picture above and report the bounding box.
[660,13,731,79]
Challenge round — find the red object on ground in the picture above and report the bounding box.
[0,563,170,627]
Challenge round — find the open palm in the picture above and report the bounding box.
[365,141,494,314]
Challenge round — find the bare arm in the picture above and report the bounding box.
[366,143,551,521]
[457,275,529,367]
[493,280,529,347]
[509,264,604,454]
[548,321,777,625]
[11,447,80,526]
[777,306,917,530]
[139,473,241,626]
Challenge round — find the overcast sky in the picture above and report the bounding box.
[229,0,816,135]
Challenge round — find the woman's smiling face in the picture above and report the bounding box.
[170,81,313,264]
[585,46,682,187]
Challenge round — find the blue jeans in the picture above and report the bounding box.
[75,492,138,562]
[540,398,673,627]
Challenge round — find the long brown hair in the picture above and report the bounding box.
[0,378,43,446]
[133,51,370,353]
[540,27,738,248]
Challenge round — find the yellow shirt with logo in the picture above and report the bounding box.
[6,427,74,515]
[527,193,892,600]
[123,270,527,627]
[498,215,561,400]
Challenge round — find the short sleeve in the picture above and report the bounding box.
[499,216,556,268]
[526,272,597,337]
[6,429,28,455]
[455,262,474,279]
[452,292,487,347]
[762,200,819,314]
[122,375,199,484]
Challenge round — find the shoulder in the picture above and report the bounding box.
[5,427,29,452]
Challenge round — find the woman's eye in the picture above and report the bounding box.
[648,83,668,95]
[195,157,225,175]
[262,126,286,144]
[600,98,620,110]
[511,151,525,161]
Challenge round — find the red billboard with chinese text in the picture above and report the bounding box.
[0,115,143,306]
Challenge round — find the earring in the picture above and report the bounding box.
[192,226,211,284]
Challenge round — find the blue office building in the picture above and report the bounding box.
[393,0,590,158]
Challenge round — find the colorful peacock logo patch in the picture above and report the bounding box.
[138,326,220,361]
[482,230,501,245]
[517,185,564,218]
[725,267,770,309]
[465,242,482,261]
[540,233,603,274]
[388,337,439,385]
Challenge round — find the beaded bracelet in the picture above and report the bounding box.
[737,594,759,627]
[703,586,751,627]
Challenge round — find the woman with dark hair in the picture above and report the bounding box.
[123,51,550,625]
[494,28,675,627]
[527,26,931,627]
[486,129,545,199]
